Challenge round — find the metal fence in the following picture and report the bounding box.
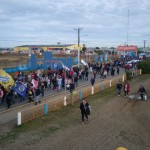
[18,70,141,125]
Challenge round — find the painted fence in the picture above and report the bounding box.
[17,70,141,125]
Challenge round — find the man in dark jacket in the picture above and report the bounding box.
[35,87,41,105]
[138,85,146,100]
[69,81,75,93]
[116,81,122,96]
[79,99,90,123]
[6,88,12,109]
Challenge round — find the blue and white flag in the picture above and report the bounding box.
[12,82,27,97]
[60,61,70,71]
[54,63,58,69]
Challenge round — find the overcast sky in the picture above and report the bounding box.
[0,0,150,48]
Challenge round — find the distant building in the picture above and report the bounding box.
[13,44,83,53]
[117,46,137,56]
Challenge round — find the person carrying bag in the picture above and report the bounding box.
[79,99,91,124]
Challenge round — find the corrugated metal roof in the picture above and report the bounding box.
[16,44,75,47]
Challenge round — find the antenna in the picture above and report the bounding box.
[127,9,129,46]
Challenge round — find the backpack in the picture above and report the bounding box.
[86,104,91,115]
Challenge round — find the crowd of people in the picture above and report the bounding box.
[0,61,121,109]
[1,55,143,110]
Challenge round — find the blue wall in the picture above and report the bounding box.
[5,52,77,73]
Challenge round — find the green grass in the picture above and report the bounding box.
[0,74,149,146]
[0,132,18,147]
[0,86,117,146]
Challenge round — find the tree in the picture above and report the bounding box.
[96,47,99,49]
[137,60,150,74]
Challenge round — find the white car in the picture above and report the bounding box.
[127,59,140,64]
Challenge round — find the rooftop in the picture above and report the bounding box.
[16,44,75,47]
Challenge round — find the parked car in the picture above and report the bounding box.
[127,59,140,64]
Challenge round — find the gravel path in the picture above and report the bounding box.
[1,75,150,150]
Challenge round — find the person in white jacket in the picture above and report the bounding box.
[57,76,62,91]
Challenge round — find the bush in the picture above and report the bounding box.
[125,70,132,80]
[137,60,150,74]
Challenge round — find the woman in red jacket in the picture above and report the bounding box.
[123,82,130,97]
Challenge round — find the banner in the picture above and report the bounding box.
[100,55,103,62]
[54,63,58,69]
[104,54,108,61]
[81,59,88,66]
[118,46,137,51]
[94,56,98,62]
[12,82,27,97]
[0,69,14,88]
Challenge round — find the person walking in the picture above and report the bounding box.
[85,70,89,81]
[57,76,62,92]
[138,85,146,100]
[74,76,78,88]
[116,81,122,96]
[0,84,6,106]
[69,81,75,94]
[123,82,130,97]
[111,67,115,76]
[35,87,41,105]
[117,66,120,75]
[0,87,4,106]
[79,99,90,123]
[90,77,95,86]
[5,88,12,109]
[103,69,107,79]
[28,88,34,103]
[40,82,45,96]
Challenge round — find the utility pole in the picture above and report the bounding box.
[74,28,83,68]
[143,40,146,48]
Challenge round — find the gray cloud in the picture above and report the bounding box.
[0,0,150,47]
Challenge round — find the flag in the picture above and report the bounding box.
[60,61,70,71]
[12,82,27,97]
[0,69,14,88]
[54,63,58,69]
[31,79,39,89]
[81,59,88,66]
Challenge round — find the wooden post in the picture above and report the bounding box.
[110,80,112,87]
[122,75,125,82]
[92,86,94,95]
[64,96,67,106]
[140,69,142,75]
[17,112,21,126]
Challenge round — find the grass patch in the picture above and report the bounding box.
[0,132,18,147]
[0,74,149,146]
[0,86,117,146]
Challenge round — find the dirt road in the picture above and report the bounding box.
[0,74,150,150]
